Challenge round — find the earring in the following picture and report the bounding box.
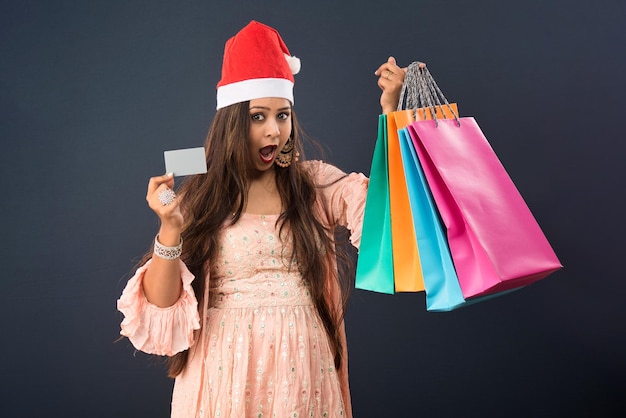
[275,138,299,168]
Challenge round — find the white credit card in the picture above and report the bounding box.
[164,147,207,177]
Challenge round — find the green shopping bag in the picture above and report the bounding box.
[355,114,395,294]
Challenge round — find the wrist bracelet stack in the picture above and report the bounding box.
[154,234,183,260]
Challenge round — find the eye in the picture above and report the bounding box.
[277,111,291,120]
[251,113,265,121]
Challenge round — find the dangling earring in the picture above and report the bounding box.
[275,137,299,168]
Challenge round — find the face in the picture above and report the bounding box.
[248,97,292,174]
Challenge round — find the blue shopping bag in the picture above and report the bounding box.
[398,127,465,311]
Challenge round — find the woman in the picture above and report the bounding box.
[118,20,405,417]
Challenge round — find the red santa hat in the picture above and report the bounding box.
[216,21,301,110]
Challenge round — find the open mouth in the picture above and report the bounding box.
[259,145,277,164]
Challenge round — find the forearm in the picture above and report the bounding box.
[142,226,184,308]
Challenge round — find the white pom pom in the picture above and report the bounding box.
[284,54,301,75]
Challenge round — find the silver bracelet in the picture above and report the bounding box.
[153,234,183,260]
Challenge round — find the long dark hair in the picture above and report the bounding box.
[154,101,350,377]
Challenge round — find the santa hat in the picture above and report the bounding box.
[216,21,301,110]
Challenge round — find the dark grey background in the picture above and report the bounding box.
[1,0,624,417]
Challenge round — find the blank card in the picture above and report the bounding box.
[164,147,207,177]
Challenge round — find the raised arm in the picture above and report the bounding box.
[117,173,200,356]
[143,173,185,307]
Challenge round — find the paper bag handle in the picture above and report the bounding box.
[397,62,460,126]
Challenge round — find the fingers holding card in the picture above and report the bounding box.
[146,173,184,230]
[144,147,206,229]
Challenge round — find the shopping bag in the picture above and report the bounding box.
[355,114,395,294]
[400,119,515,310]
[387,110,423,292]
[407,118,562,298]
[397,126,465,310]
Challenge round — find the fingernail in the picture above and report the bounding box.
[166,172,173,177]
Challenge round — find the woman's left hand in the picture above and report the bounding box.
[375,56,406,114]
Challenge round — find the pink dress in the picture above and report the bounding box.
[118,161,368,418]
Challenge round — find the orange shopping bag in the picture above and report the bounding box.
[387,103,459,292]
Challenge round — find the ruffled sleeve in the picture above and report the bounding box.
[305,160,369,250]
[117,259,201,356]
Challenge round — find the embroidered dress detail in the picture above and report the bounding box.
[196,213,345,417]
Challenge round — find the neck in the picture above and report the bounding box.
[244,168,282,214]
[249,168,277,192]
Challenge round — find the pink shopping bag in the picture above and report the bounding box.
[407,118,562,298]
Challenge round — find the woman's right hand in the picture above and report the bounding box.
[146,173,184,234]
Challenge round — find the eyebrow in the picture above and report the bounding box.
[249,106,291,111]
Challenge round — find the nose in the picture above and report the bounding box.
[265,119,280,138]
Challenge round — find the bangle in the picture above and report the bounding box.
[154,234,183,260]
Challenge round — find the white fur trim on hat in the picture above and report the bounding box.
[284,54,301,75]
[216,78,294,110]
